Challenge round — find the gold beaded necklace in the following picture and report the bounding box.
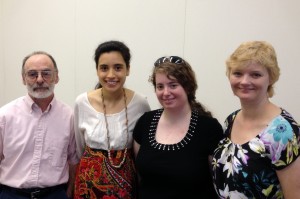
[101,88,129,168]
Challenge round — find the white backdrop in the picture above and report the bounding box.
[1,0,299,123]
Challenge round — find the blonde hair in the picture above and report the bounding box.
[226,41,280,97]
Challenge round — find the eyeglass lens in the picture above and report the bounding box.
[26,70,54,80]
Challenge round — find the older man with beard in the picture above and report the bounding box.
[0,51,79,199]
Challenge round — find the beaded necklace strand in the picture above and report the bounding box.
[101,88,129,168]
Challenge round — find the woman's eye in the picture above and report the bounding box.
[232,72,242,76]
[252,73,262,78]
[99,66,107,71]
[156,85,164,90]
[170,84,178,89]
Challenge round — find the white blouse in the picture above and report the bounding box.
[74,92,151,158]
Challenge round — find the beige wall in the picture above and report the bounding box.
[1,0,299,123]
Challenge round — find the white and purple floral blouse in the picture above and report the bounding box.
[212,109,300,199]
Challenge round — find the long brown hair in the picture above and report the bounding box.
[150,56,212,117]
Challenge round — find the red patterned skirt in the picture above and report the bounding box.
[74,146,137,199]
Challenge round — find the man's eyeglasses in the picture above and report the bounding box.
[25,70,55,81]
[154,56,184,66]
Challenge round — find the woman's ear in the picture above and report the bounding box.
[126,65,130,76]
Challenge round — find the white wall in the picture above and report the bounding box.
[1,0,299,123]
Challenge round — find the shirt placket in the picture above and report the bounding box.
[28,111,46,186]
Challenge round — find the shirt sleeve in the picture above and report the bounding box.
[74,98,86,159]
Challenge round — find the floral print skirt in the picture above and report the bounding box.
[74,146,137,199]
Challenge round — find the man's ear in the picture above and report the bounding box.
[22,74,26,85]
[55,73,59,84]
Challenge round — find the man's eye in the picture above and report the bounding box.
[42,71,52,77]
[27,71,38,77]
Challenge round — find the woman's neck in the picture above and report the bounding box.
[101,88,125,102]
[240,99,279,121]
[162,104,191,123]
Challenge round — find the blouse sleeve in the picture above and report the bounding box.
[265,110,300,170]
[207,118,224,155]
[74,95,86,159]
[133,112,148,144]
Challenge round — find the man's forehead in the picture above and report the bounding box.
[25,54,54,69]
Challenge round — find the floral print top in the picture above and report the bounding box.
[212,109,300,199]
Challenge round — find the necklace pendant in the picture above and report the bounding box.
[108,148,128,169]
[116,150,122,159]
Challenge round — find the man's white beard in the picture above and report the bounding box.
[27,83,55,99]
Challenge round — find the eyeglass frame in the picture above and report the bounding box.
[154,56,185,67]
[24,69,57,81]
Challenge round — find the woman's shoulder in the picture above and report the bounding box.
[127,89,151,109]
[280,108,298,122]
[196,113,223,131]
[75,92,88,104]
[278,108,299,132]
[134,109,162,137]
[138,109,162,120]
[127,89,148,101]
[224,110,240,122]
[196,111,220,122]
[75,90,98,108]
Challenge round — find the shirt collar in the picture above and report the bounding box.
[24,94,56,113]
